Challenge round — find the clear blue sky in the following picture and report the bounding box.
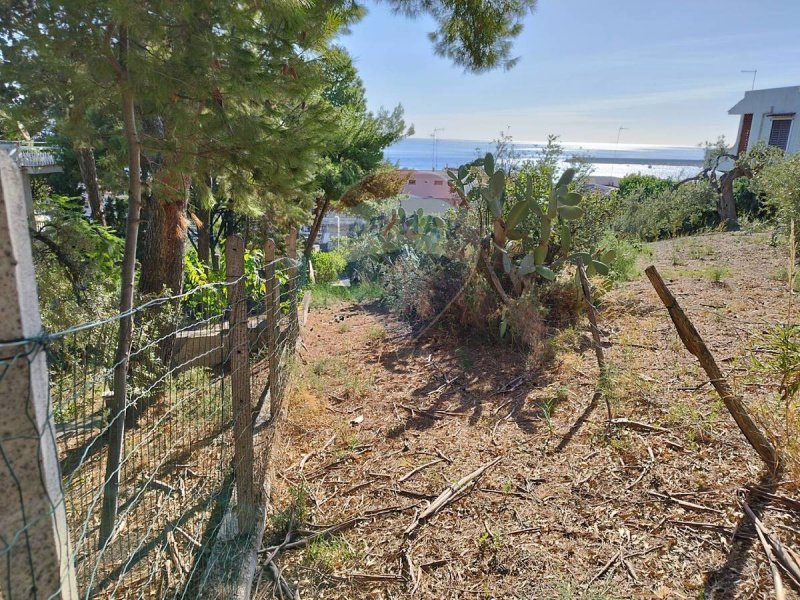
[340,0,800,146]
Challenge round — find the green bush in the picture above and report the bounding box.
[617,173,673,200]
[598,231,650,283]
[733,176,767,219]
[615,180,718,240]
[755,153,800,234]
[311,250,347,283]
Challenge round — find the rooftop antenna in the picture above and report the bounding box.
[611,125,628,178]
[741,69,757,90]
[431,128,444,170]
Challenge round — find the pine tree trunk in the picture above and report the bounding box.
[100,26,142,546]
[76,146,105,226]
[139,165,190,296]
[304,196,329,259]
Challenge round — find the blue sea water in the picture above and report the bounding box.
[385,137,706,180]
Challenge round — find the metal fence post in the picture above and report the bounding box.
[226,234,256,533]
[0,150,78,598]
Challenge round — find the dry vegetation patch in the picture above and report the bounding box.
[256,232,799,599]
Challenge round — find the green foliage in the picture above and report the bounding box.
[748,324,800,483]
[183,244,274,318]
[754,153,800,234]
[383,206,449,255]
[615,180,719,240]
[733,176,766,219]
[309,282,383,309]
[449,150,608,284]
[571,190,622,250]
[706,265,730,284]
[316,51,409,210]
[617,174,673,200]
[388,0,537,71]
[31,191,124,330]
[596,232,650,283]
[311,250,348,283]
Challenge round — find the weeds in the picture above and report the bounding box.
[706,265,730,284]
[307,536,353,570]
[366,324,387,341]
[748,324,800,485]
[269,485,308,543]
[309,282,382,309]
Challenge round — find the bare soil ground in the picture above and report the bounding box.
[261,231,799,599]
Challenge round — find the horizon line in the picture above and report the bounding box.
[401,136,704,149]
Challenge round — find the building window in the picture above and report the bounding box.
[433,180,443,186]
[768,118,792,151]
[408,179,416,185]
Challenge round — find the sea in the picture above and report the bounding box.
[384,137,706,180]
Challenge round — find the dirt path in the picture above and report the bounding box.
[260,231,799,599]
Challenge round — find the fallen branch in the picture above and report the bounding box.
[397,403,468,418]
[265,560,298,600]
[298,433,336,472]
[743,502,786,600]
[647,491,724,514]
[610,418,669,434]
[743,501,800,590]
[645,266,781,473]
[404,457,502,536]
[398,459,444,483]
[585,551,620,590]
[262,504,415,554]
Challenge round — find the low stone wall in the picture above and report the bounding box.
[171,317,268,370]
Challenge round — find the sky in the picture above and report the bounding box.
[340,0,800,146]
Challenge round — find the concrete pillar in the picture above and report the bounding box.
[20,168,34,221]
[0,150,78,599]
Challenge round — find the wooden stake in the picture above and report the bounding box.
[227,234,257,533]
[264,238,279,419]
[645,265,781,472]
[576,258,612,420]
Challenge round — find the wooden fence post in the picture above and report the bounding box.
[645,265,781,472]
[264,238,279,419]
[226,234,257,533]
[0,150,78,598]
[286,228,298,335]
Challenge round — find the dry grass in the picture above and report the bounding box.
[258,232,800,600]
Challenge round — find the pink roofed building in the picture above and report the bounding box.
[397,169,461,214]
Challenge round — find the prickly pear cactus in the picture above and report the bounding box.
[447,153,609,294]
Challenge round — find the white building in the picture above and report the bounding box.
[729,86,800,156]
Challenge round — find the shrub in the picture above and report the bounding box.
[598,231,650,283]
[733,176,768,220]
[754,153,800,235]
[617,173,673,200]
[747,324,800,488]
[501,292,548,352]
[311,250,347,283]
[615,180,718,240]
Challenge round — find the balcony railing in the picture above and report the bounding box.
[0,140,61,169]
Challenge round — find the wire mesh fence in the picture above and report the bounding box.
[0,232,305,599]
